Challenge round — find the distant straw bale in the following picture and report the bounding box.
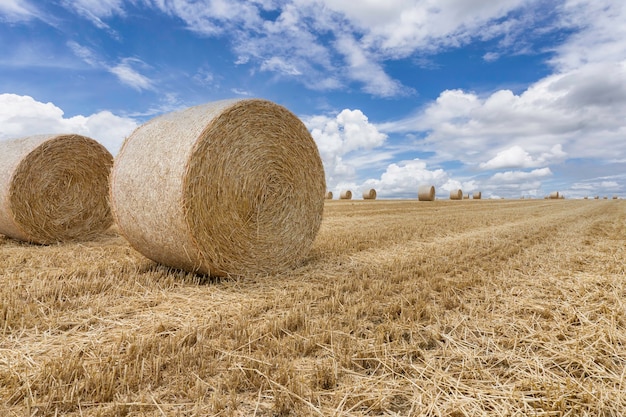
[325,191,333,200]
[463,193,470,199]
[450,189,463,200]
[473,191,482,200]
[362,189,377,200]
[0,134,113,244]
[418,185,435,201]
[340,190,352,200]
[549,191,560,199]
[110,99,325,276]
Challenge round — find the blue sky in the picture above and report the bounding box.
[1,0,625,199]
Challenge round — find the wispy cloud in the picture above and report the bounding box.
[109,58,155,91]
[60,0,125,31]
[0,0,39,21]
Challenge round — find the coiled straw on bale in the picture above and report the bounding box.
[110,99,325,276]
[473,191,482,200]
[0,134,113,244]
[325,191,333,200]
[340,190,352,200]
[362,189,377,200]
[418,185,435,201]
[450,189,463,200]
[549,191,560,199]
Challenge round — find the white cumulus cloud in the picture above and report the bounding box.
[480,145,566,170]
[305,108,388,189]
[0,94,138,154]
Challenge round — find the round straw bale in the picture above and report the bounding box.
[472,191,482,200]
[110,99,325,276]
[340,190,352,200]
[362,189,377,200]
[449,189,462,200]
[549,191,560,199]
[418,185,435,201]
[463,193,469,199]
[325,191,333,200]
[0,134,113,244]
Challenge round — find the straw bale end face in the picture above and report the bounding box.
[110,99,326,277]
[0,134,113,244]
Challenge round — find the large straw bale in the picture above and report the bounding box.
[362,189,377,200]
[340,190,352,200]
[110,99,325,276]
[0,134,113,244]
[472,191,482,200]
[325,191,333,200]
[450,189,462,200]
[418,185,435,201]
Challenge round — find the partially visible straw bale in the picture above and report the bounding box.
[450,189,463,200]
[473,191,482,200]
[110,99,325,276]
[418,185,435,201]
[362,189,377,200]
[325,191,333,200]
[0,134,113,244]
[340,190,352,200]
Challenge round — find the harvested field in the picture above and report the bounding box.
[1,199,626,416]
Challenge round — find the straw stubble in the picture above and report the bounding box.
[110,99,325,276]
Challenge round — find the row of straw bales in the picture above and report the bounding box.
[0,99,326,277]
[327,186,482,201]
[326,189,377,200]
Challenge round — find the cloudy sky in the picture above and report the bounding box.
[1,0,625,199]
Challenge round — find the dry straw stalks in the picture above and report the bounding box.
[110,99,325,277]
[2,200,626,415]
[0,134,113,244]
